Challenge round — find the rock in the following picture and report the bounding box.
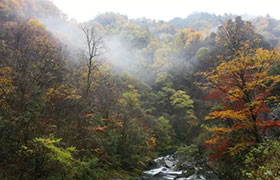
[139,154,212,180]
[186,174,206,180]
[165,159,175,168]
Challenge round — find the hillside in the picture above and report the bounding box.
[1,0,280,180]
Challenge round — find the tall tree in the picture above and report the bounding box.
[198,47,280,158]
[216,16,269,57]
[81,24,104,97]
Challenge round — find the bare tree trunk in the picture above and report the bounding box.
[81,24,103,97]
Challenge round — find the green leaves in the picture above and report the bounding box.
[243,140,280,180]
[33,137,76,166]
[170,90,194,110]
[121,90,141,109]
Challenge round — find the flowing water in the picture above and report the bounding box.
[136,155,207,180]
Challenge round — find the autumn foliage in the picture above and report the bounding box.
[198,46,280,158]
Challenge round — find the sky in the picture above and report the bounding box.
[50,0,280,22]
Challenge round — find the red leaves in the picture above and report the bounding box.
[209,152,224,161]
[205,89,222,101]
[199,48,280,160]
[207,140,229,161]
[217,140,230,150]
[257,120,280,128]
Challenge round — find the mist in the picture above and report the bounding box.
[35,9,280,85]
[103,35,134,72]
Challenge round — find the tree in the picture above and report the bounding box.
[174,28,204,60]
[114,84,154,170]
[216,16,269,57]
[81,24,104,97]
[198,47,280,159]
[0,19,67,180]
[153,86,196,143]
[0,20,64,144]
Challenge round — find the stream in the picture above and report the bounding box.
[136,155,208,180]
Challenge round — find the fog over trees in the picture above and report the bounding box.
[1,0,280,179]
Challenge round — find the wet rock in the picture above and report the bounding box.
[139,155,198,180]
[186,174,206,180]
[165,159,175,168]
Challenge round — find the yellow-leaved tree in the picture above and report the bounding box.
[198,46,280,159]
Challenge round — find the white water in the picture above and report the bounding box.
[138,155,206,180]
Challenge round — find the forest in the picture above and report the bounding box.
[1,0,280,179]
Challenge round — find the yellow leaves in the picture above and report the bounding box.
[229,142,253,156]
[182,28,204,42]
[227,88,244,101]
[0,67,12,74]
[0,67,14,109]
[206,110,247,121]
[118,98,126,105]
[199,47,280,157]
[27,18,46,29]
[0,2,8,10]
[198,44,280,158]
[82,72,88,78]
[176,28,204,49]
[198,48,280,105]
[47,85,81,101]
[208,127,232,133]
[255,48,280,64]
[128,84,134,89]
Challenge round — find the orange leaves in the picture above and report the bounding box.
[148,137,156,148]
[84,113,94,118]
[232,122,253,131]
[208,127,232,133]
[114,121,123,127]
[198,47,280,159]
[86,114,123,134]
[175,28,204,49]
[205,138,218,146]
[94,126,108,131]
[206,110,247,121]
[257,120,280,128]
[199,48,280,101]
[181,28,204,46]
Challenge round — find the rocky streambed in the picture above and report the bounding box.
[136,155,208,180]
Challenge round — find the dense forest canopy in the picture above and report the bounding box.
[1,0,280,179]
